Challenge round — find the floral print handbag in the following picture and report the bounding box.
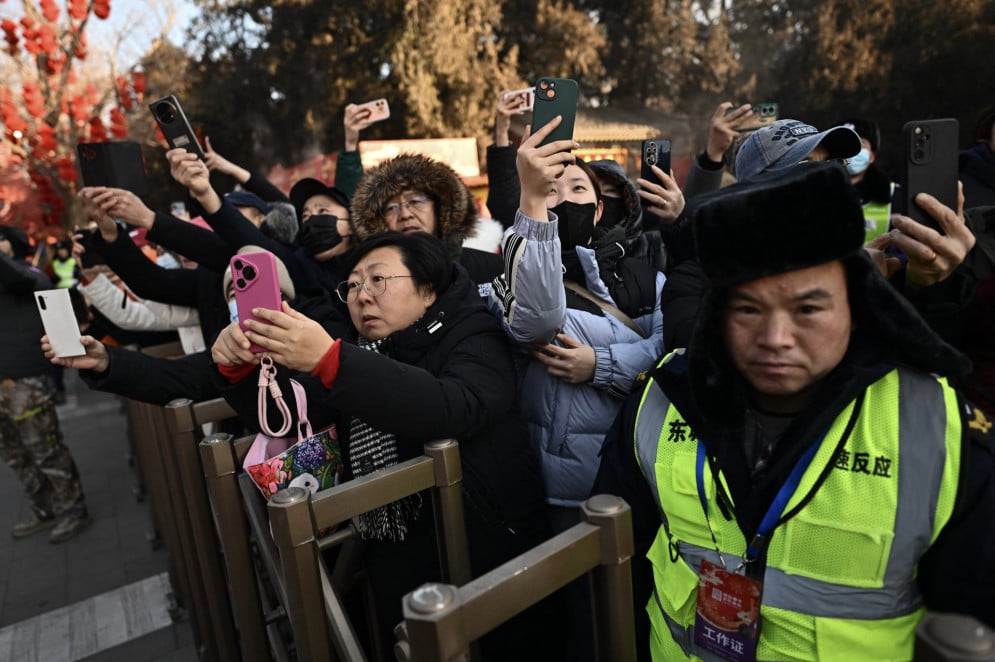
[244,358,343,499]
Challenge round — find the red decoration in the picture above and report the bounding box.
[68,0,87,21]
[88,116,107,142]
[92,0,110,20]
[109,106,128,138]
[40,0,59,23]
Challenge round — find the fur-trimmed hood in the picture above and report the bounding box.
[350,154,479,247]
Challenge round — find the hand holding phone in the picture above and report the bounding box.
[354,98,391,125]
[231,251,284,353]
[725,102,779,132]
[501,87,535,113]
[894,118,959,234]
[640,139,672,188]
[531,77,578,148]
[35,289,86,358]
[149,95,205,160]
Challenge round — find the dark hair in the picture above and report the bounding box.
[572,159,603,202]
[343,231,451,296]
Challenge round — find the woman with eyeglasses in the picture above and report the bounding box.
[209,231,563,660]
[348,153,504,299]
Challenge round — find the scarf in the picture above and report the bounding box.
[348,336,422,541]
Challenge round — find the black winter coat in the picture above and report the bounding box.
[215,264,562,659]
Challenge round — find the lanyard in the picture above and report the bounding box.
[695,427,828,566]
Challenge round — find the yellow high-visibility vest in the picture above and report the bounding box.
[634,356,962,661]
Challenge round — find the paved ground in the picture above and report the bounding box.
[0,369,197,661]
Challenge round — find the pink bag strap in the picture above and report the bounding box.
[257,355,314,442]
[257,354,292,437]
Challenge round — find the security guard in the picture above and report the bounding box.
[594,163,995,660]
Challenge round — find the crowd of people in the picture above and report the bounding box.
[2,91,995,659]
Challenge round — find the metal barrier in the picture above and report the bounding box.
[161,396,241,662]
[267,439,471,662]
[396,494,636,662]
[916,613,995,661]
[200,432,292,662]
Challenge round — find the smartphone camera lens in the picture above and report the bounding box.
[235,278,246,289]
[233,259,244,270]
[153,101,177,125]
[242,265,257,281]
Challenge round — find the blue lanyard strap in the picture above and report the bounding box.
[696,428,828,562]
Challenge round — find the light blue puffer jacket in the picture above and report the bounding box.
[490,209,665,506]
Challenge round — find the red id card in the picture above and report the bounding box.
[693,559,762,661]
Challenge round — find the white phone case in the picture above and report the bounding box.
[35,288,86,358]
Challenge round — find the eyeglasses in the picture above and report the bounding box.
[382,195,430,221]
[335,274,413,303]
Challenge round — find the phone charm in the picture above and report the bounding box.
[692,559,762,661]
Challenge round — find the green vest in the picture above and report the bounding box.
[52,258,77,288]
[862,183,895,242]
[634,356,962,661]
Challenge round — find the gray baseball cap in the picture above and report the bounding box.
[734,119,861,182]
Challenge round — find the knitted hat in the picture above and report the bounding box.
[734,119,861,182]
[693,162,865,288]
[350,154,478,245]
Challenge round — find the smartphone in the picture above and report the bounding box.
[355,98,391,124]
[35,289,86,358]
[170,201,188,217]
[893,118,959,233]
[148,94,206,160]
[726,102,779,132]
[502,87,535,112]
[231,251,283,353]
[531,77,578,147]
[640,139,672,187]
[76,141,149,196]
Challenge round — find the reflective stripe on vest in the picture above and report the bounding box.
[862,183,895,242]
[634,366,962,660]
[52,259,76,288]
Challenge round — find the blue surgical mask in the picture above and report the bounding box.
[228,299,239,324]
[847,148,871,176]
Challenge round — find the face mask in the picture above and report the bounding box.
[847,148,871,176]
[228,299,239,324]
[297,215,345,256]
[550,201,597,250]
[598,196,626,229]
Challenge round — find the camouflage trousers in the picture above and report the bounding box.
[0,375,86,519]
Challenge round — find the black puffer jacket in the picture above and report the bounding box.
[0,253,54,379]
[215,264,560,659]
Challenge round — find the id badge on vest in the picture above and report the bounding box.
[693,559,761,661]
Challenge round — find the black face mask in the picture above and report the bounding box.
[598,196,626,229]
[297,215,345,256]
[550,201,597,250]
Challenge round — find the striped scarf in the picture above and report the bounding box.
[348,336,422,541]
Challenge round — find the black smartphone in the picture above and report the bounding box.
[531,77,578,147]
[76,141,149,196]
[148,94,205,160]
[640,139,672,187]
[894,118,959,233]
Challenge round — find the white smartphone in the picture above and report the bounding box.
[503,87,535,112]
[35,288,85,358]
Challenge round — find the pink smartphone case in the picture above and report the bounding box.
[231,251,283,353]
